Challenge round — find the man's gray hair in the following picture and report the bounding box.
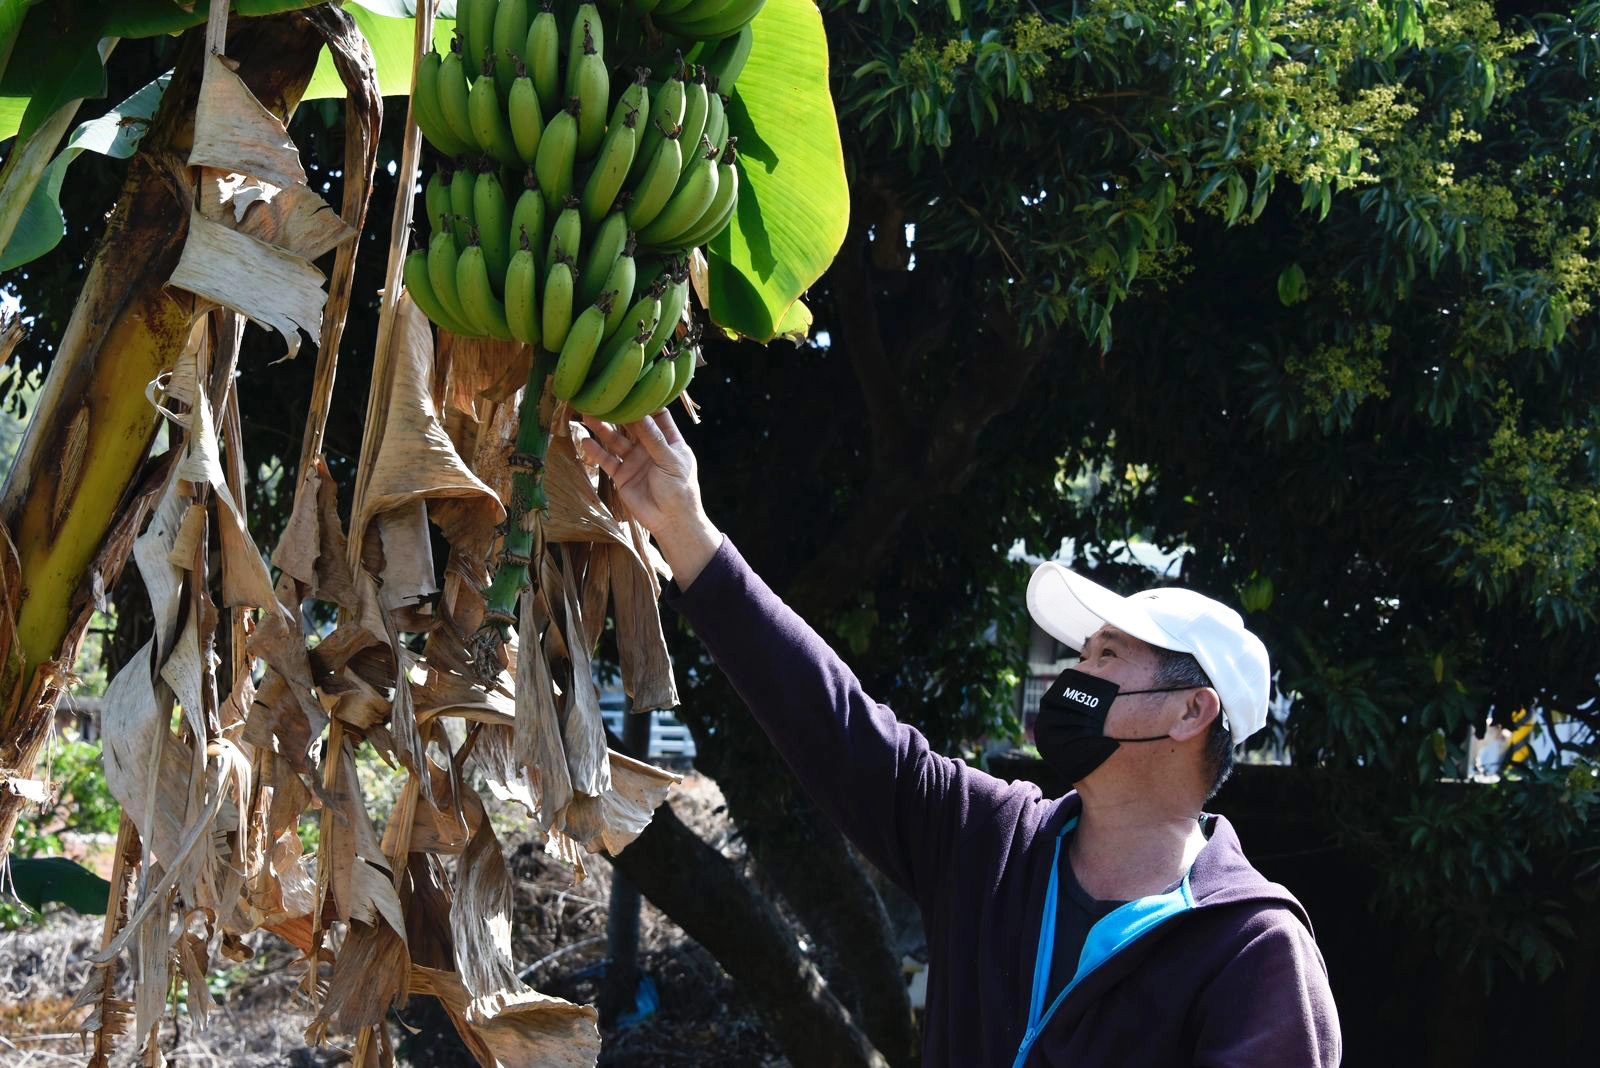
[1152,647,1234,800]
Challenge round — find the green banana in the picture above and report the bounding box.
[567,3,604,82]
[662,341,698,407]
[642,268,688,358]
[701,84,727,155]
[704,22,754,90]
[598,235,638,338]
[457,0,481,77]
[437,37,478,153]
[632,256,666,302]
[577,209,630,306]
[570,329,648,415]
[508,62,544,164]
[542,252,576,351]
[596,352,678,424]
[661,0,730,22]
[545,197,582,278]
[405,248,476,336]
[510,171,547,277]
[664,0,767,41]
[449,167,476,249]
[571,23,609,161]
[425,166,452,240]
[463,0,500,86]
[551,293,614,401]
[505,235,541,345]
[610,288,664,351]
[668,137,738,249]
[524,2,561,117]
[677,68,710,175]
[534,98,579,210]
[579,105,638,224]
[610,69,651,160]
[428,229,473,331]
[653,0,700,17]
[414,52,474,157]
[491,0,529,96]
[457,240,514,341]
[624,130,684,231]
[636,137,718,247]
[631,0,664,13]
[469,58,522,167]
[629,69,686,185]
[473,169,512,291]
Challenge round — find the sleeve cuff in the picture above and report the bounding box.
[662,532,739,608]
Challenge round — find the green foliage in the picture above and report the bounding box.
[3,738,121,928]
[836,0,1454,349]
[0,69,169,270]
[707,0,850,341]
[4,856,111,917]
[0,0,315,142]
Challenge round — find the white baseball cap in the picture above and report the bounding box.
[1026,562,1272,741]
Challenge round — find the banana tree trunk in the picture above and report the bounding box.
[0,10,330,863]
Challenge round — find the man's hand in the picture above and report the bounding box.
[578,410,722,588]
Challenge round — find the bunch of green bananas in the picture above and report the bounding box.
[412,2,760,632]
[403,165,698,422]
[404,1,755,373]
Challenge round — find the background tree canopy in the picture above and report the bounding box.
[4,1,1598,1064]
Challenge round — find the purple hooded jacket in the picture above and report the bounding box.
[667,537,1341,1066]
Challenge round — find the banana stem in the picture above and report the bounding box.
[481,348,557,632]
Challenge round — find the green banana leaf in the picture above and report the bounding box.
[0,3,108,145]
[705,0,847,342]
[6,855,111,916]
[0,0,45,88]
[0,70,170,271]
[0,0,319,144]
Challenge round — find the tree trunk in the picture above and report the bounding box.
[599,705,652,1026]
[689,688,920,1067]
[0,10,331,863]
[606,801,889,1068]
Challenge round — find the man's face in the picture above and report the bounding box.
[1074,625,1179,744]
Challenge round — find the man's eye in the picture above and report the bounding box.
[1100,649,1116,658]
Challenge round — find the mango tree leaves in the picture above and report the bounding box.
[706,0,847,341]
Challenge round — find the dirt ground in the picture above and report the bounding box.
[0,773,789,1067]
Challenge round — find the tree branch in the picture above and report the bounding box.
[786,294,1055,622]
[833,193,918,475]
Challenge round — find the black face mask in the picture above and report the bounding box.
[1034,668,1199,785]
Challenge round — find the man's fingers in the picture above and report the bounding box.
[581,415,633,456]
[651,409,684,446]
[627,412,675,463]
[578,437,622,478]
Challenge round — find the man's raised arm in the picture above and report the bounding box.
[578,412,1023,902]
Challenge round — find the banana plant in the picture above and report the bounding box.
[0,0,844,342]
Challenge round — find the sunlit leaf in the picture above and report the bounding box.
[705,0,848,341]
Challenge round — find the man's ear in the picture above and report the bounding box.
[1170,688,1221,742]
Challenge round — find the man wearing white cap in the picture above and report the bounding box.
[580,411,1341,1067]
